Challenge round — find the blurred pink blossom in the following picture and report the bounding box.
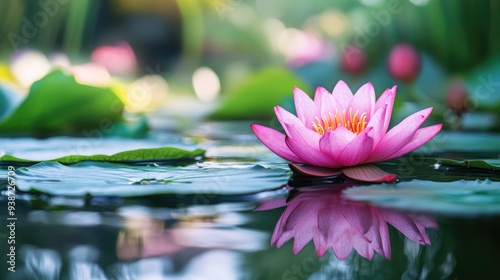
[284,31,333,67]
[387,44,421,83]
[91,42,137,75]
[446,79,471,115]
[340,45,367,75]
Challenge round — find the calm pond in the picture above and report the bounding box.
[1,122,500,280]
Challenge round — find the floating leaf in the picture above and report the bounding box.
[209,67,311,120]
[437,158,500,171]
[344,179,500,215]
[13,161,289,197]
[0,146,205,164]
[0,70,124,135]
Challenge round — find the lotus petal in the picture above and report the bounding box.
[342,165,397,183]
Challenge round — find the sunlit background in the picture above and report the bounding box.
[0,0,499,136]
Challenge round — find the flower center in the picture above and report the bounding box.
[311,108,367,135]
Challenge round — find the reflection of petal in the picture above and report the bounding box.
[340,205,371,235]
[369,211,391,259]
[381,210,438,245]
[257,184,436,261]
[351,233,373,260]
[329,211,354,260]
[285,201,321,254]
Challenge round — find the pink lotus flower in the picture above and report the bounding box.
[251,81,442,182]
[256,185,438,260]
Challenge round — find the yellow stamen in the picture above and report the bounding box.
[311,109,368,135]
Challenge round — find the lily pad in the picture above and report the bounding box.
[0,146,205,164]
[437,158,500,171]
[13,161,289,197]
[0,70,124,135]
[343,179,500,215]
[209,67,311,120]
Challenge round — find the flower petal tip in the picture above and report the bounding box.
[250,123,260,133]
[293,86,305,95]
[380,173,397,183]
[250,123,266,136]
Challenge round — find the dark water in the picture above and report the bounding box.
[1,124,500,279]
[2,193,500,279]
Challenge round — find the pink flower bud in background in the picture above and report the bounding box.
[446,79,471,115]
[91,42,137,75]
[387,44,421,83]
[340,45,366,75]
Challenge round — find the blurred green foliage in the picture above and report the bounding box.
[464,58,500,112]
[0,70,124,136]
[0,0,499,131]
[210,67,310,120]
[0,0,98,54]
[2,0,498,72]
[364,0,500,72]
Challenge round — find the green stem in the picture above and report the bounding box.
[63,0,91,55]
[176,0,204,62]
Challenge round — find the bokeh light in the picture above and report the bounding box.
[192,67,220,103]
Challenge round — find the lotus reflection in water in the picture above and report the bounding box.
[256,185,438,260]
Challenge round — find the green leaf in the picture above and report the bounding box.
[0,70,124,135]
[437,158,500,171]
[0,147,205,164]
[13,161,289,197]
[209,67,311,120]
